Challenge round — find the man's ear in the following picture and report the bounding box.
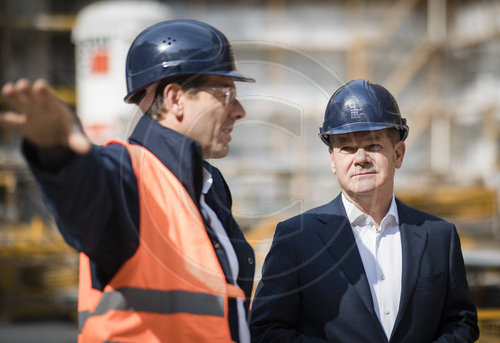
[394,141,406,169]
[163,83,184,120]
[329,148,337,174]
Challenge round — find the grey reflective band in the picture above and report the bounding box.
[79,287,224,333]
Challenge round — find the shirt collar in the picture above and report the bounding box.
[383,194,400,227]
[202,167,213,195]
[128,115,204,206]
[341,193,399,229]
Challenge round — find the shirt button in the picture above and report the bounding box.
[248,257,254,265]
[380,274,385,280]
[384,310,390,315]
[214,242,221,249]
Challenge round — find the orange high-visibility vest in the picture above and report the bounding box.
[78,140,244,342]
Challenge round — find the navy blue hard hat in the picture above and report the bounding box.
[319,79,409,146]
[124,19,255,103]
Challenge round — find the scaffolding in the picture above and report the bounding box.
[1,0,500,337]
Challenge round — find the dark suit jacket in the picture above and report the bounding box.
[250,195,479,343]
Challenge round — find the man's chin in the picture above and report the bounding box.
[349,185,379,197]
[203,145,229,159]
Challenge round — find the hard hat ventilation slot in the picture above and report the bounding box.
[162,37,176,46]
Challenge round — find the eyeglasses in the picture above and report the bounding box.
[193,87,237,108]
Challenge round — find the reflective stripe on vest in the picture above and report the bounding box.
[78,287,224,333]
[77,140,245,342]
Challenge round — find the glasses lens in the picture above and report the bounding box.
[197,87,236,108]
[227,88,237,107]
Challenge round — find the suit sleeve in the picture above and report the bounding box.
[432,226,479,342]
[250,222,330,343]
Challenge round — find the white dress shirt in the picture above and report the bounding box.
[200,168,250,343]
[342,193,402,340]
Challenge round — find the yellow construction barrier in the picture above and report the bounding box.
[0,217,78,321]
[478,309,500,342]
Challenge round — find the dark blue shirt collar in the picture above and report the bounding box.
[128,115,203,205]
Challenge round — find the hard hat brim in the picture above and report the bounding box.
[124,70,255,103]
[323,122,402,135]
[219,70,256,83]
[319,122,409,146]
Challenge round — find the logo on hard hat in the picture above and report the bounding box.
[346,99,364,120]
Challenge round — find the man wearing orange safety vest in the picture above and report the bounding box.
[0,20,255,342]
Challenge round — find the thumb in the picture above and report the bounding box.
[67,124,92,155]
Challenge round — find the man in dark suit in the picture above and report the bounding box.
[250,79,479,342]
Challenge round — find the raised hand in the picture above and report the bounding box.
[0,78,91,154]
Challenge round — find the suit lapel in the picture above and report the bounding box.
[391,200,428,338]
[315,196,379,321]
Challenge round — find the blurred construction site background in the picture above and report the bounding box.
[1,0,500,341]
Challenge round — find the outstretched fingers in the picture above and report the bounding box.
[2,78,34,113]
[0,111,27,129]
[1,81,28,129]
[32,79,52,102]
[1,81,14,96]
[1,78,92,154]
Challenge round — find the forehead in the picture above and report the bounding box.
[333,130,388,145]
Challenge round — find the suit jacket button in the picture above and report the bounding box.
[248,257,254,265]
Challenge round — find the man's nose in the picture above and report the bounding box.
[354,148,369,164]
[229,99,246,120]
